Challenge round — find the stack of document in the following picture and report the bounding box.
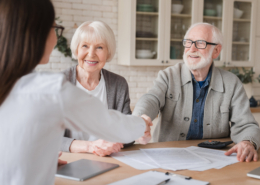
[111,146,238,171]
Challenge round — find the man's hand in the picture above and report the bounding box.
[58,152,67,166]
[91,139,123,157]
[135,114,153,144]
[225,141,258,162]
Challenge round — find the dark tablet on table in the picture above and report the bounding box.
[55,159,119,181]
[247,166,260,179]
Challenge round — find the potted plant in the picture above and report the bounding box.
[228,67,255,98]
[54,17,75,60]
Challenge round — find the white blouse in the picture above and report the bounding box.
[0,71,145,185]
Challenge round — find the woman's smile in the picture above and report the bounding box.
[85,60,98,66]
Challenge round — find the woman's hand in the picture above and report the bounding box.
[69,139,123,157]
[69,114,153,154]
[135,114,153,144]
[58,152,67,166]
[91,139,123,157]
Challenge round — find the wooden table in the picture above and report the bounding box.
[250,107,260,113]
[55,138,260,185]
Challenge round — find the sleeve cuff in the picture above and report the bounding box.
[242,137,258,150]
[60,137,75,152]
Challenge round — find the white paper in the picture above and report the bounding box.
[108,171,170,185]
[108,171,209,185]
[186,146,238,171]
[140,148,210,170]
[111,152,156,170]
[120,150,159,168]
[112,147,238,172]
[166,177,209,185]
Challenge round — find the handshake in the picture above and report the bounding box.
[136,114,153,144]
[58,114,153,165]
[91,114,153,157]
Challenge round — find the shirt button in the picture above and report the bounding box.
[207,123,210,126]
[196,99,199,103]
[194,119,197,123]
[169,94,173,99]
[184,117,189,121]
[180,133,185,137]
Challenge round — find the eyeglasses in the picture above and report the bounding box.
[52,25,64,39]
[182,39,218,49]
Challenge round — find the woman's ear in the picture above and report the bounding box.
[106,53,111,61]
[74,45,79,59]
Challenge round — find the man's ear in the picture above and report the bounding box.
[212,45,222,59]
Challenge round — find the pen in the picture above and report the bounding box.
[156,178,170,185]
[165,172,192,180]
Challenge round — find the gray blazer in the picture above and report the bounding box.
[133,62,260,149]
[61,65,131,152]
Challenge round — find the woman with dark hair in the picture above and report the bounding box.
[0,0,152,184]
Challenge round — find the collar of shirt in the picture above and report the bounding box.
[191,64,213,89]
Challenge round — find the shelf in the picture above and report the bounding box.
[203,16,222,20]
[233,18,251,22]
[232,42,250,45]
[171,13,191,18]
[136,37,158,41]
[170,38,182,42]
[136,11,158,16]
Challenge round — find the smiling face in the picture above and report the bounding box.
[77,39,109,74]
[183,25,215,70]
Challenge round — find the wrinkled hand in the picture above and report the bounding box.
[58,152,67,166]
[225,141,258,162]
[91,139,123,157]
[135,114,153,144]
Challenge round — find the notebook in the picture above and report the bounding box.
[247,166,260,179]
[56,159,119,181]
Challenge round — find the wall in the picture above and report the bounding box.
[36,0,166,107]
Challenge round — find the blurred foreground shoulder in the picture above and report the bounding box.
[14,71,68,94]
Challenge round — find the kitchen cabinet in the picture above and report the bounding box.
[257,0,260,37]
[201,0,257,67]
[118,0,257,67]
[227,0,256,67]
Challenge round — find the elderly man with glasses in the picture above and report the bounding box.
[133,23,260,162]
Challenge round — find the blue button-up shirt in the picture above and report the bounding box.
[186,66,212,140]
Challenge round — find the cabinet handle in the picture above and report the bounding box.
[227,62,230,65]
[161,60,164,63]
[166,60,168,63]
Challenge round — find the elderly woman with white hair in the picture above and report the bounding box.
[61,21,149,157]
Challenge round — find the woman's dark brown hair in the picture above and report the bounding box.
[0,0,55,105]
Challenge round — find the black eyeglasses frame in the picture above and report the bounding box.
[52,25,64,39]
[182,39,218,49]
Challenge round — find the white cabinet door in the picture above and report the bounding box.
[118,0,199,66]
[163,0,199,66]
[118,0,165,66]
[195,0,229,67]
[118,0,257,67]
[256,0,260,37]
[225,0,257,67]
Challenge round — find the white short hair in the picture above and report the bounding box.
[184,22,223,45]
[70,21,116,62]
